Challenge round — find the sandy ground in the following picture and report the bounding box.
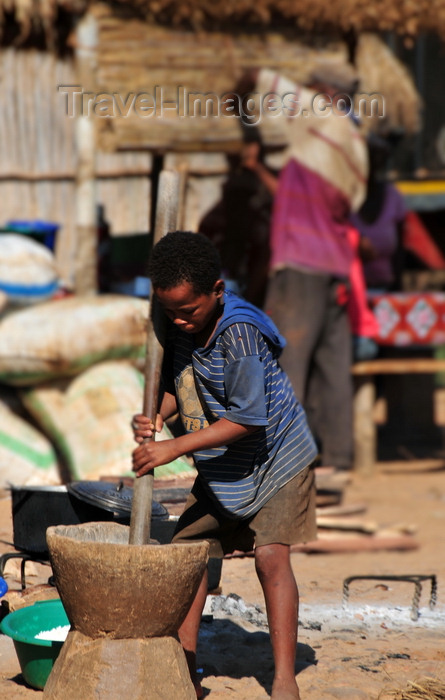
[0,459,444,699]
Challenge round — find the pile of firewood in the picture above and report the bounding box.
[294,466,419,554]
[149,466,420,556]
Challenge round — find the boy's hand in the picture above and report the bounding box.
[131,413,163,443]
[132,440,179,477]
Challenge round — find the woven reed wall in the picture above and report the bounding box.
[0,13,422,287]
[0,48,151,286]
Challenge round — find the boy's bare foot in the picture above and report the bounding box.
[271,677,301,699]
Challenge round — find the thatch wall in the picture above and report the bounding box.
[93,3,421,154]
[0,48,151,286]
[94,3,346,153]
[355,33,422,136]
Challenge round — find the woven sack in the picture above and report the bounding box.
[0,294,148,386]
[0,398,60,492]
[22,361,194,481]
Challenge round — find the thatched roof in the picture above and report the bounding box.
[3,0,445,41]
[119,0,445,39]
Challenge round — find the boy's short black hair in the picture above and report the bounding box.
[148,231,222,295]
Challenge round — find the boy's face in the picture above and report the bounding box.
[154,280,225,335]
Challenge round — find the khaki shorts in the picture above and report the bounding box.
[172,465,317,558]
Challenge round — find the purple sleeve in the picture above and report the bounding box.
[390,185,407,223]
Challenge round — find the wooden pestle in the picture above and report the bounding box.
[129,170,180,545]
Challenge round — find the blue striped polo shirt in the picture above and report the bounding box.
[164,291,317,518]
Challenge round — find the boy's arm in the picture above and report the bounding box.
[132,417,258,477]
[159,391,178,421]
[132,391,178,442]
[133,325,268,476]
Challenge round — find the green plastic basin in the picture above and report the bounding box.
[0,599,69,689]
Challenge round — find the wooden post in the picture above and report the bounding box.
[176,161,189,230]
[73,12,98,295]
[353,375,377,475]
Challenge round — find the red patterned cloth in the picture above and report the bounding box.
[369,292,445,346]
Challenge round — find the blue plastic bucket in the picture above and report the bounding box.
[4,221,59,251]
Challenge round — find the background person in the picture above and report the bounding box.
[350,133,406,292]
[351,132,445,291]
[236,62,369,471]
[199,128,276,309]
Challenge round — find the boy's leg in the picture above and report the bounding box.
[255,543,301,700]
[177,567,209,699]
[172,478,234,698]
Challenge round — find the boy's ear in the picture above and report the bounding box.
[214,279,225,298]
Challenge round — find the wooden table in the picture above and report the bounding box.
[352,292,445,474]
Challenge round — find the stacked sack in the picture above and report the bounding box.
[0,292,194,489]
[0,294,148,386]
[0,394,60,494]
[21,361,193,482]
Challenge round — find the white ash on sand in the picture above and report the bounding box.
[204,593,445,634]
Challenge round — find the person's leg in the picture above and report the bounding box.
[308,279,353,470]
[177,567,209,699]
[255,543,301,699]
[265,268,326,404]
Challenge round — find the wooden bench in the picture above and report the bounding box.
[352,358,445,474]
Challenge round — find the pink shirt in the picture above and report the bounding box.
[271,159,355,278]
[257,69,368,278]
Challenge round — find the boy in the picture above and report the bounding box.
[132,231,317,700]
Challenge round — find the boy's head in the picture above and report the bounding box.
[149,231,225,336]
[148,231,221,295]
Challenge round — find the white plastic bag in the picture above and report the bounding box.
[0,234,59,304]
